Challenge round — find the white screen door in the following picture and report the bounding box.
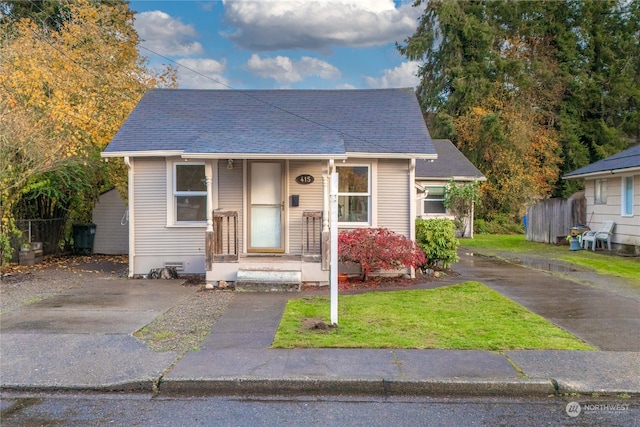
[249,161,284,252]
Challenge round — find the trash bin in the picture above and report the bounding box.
[73,223,96,255]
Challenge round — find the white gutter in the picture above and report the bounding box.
[563,166,640,180]
[102,150,184,158]
[124,157,135,278]
[345,152,438,160]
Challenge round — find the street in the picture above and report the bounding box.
[1,392,638,426]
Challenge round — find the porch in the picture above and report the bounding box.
[205,210,329,288]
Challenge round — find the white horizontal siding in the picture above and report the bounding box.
[217,159,244,253]
[288,160,324,255]
[377,159,410,236]
[585,174,640,246]
[132,158,205,274]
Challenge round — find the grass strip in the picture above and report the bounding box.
[272,282,594,351]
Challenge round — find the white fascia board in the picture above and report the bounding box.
[563,166,640,180]
[101,150,184,158]
[414,176,487,182]
[345,152,438,160]
[184,153,348,160]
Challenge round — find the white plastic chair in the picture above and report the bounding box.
[582,220,615,251]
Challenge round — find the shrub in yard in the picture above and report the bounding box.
[415,218,459,269]
[338,228,426,281]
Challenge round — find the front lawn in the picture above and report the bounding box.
[461,234,640,283]
[272,282,594,350]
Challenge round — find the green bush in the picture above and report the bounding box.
[474,214,525,235]
[415,218,459,269]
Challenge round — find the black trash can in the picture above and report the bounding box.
[73,223,96,255]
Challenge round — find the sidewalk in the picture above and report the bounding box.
[1,253,639,397]
[161,288,640,397]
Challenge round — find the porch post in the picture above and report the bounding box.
[330,171,339,325]
[321,163,331,271]
[409,159,416,278]
[205,160,215,289]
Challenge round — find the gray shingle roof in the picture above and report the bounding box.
[103,88,436,158]
[415,139,485,180]
[564,144,640,178]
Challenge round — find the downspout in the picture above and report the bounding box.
[124,157,135,278]
[409,159,416,278]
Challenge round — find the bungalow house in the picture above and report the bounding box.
[564,144,640,251]
[415,139,485,238]
[101,88,437,286]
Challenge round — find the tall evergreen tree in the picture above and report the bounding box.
[399,0,639,217]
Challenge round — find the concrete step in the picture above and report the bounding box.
[235,269,302,292]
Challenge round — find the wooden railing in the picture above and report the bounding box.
[302,210,323,262]
[212,210,238,262]
[206,209,324,269]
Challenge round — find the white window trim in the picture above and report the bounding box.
[422,185,448,215]
[166,159,208,227]
[336,162,376,227]
[621,175,634,217]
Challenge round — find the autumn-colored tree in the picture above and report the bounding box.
[0,0,176,263]
[398,0,639,219]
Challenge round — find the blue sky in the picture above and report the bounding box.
[129,0,422,90]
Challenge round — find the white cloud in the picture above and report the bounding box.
[176,58,231,89]
[222,0,420,51]
[246,54,341,84]
[365,61,420,88]
[135,11,203,56]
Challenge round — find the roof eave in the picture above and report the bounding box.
[345,152,438,160]
[416,175,486,181]
[563,166,640,180]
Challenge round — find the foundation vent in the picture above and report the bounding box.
[164,261,184,272]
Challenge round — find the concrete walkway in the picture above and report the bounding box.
[1,253,639,396]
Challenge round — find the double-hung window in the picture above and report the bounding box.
[594,179,607,205]
[173,162,206,223]
[621,176,634,217]
[337,165,370,224]
[423,186,447,214]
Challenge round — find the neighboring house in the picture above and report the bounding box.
[92,189,128,255]
[564,144,640,250]
[415,139,485,238]
[101,89,437,285]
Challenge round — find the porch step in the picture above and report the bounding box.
[235,269,301,292]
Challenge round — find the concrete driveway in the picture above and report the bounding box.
[0,279,196,334]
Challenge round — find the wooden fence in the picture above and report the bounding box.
[526,198,586,244]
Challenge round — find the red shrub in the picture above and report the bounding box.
[338,228,426,280]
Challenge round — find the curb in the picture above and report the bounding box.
[158,378,557,397]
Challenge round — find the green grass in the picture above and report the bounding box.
[272,282,594,350]
[461,234,640,283]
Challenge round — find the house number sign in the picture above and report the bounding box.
[295,174,314,185]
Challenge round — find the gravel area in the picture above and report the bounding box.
[1,255,235,354]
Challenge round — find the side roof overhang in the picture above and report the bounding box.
[415,139,485,182]
[563,145,640,179]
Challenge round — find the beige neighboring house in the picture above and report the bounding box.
[101,88,438,286]
[92,189,129,255]
[415,139,486,238]
[564,144,640,250]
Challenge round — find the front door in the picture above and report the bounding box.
[248,161,284,252]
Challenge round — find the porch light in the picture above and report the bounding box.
[227,159,234,170]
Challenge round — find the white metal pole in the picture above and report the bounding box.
[330,172,339,325]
